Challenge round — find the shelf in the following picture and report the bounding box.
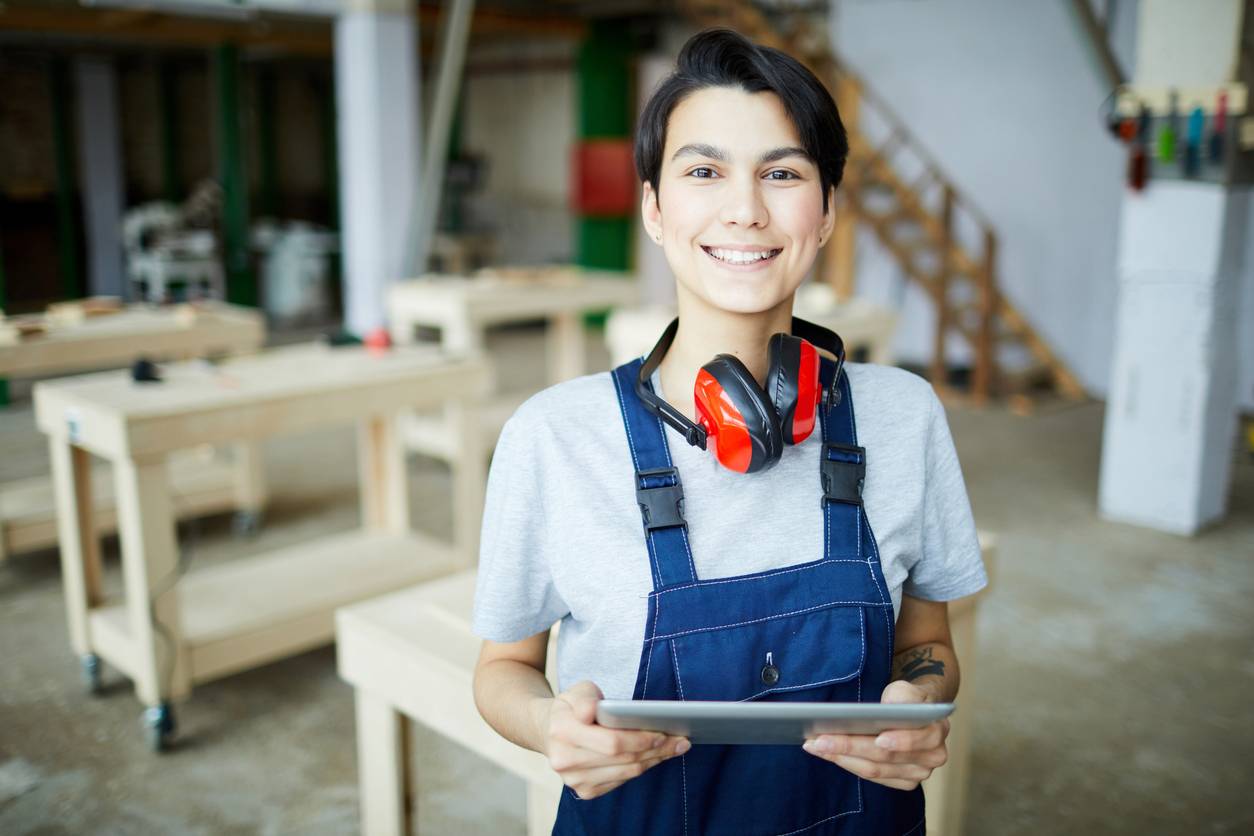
[399,391,528,460]
[88,527,464,685]
[1,450,241,559]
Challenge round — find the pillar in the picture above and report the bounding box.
[334,0,420,336]
[1098,0,1249,535]
[74,56,126,299]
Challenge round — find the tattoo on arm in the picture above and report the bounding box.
[895,646,946,683]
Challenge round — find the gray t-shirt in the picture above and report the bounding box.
[471,362,988,700]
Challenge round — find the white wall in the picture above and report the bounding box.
[830,0,1140,394]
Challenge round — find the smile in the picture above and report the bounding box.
[701,246,783,266]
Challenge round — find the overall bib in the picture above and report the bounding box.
[552,358,926,836]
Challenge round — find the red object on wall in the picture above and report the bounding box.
[572,139,636,216]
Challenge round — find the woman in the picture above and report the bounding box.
[471,29,987,835]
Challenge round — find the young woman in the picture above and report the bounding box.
[471,29,987,836]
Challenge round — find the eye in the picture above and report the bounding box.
[765,169,800,181]
[687,166,718,179]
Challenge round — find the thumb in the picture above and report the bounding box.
[564,680,604,725]
[881,679,929,704]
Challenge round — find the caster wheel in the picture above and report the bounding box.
[232,510,263,538]
[81,654,102,695]
[142,702,177,752]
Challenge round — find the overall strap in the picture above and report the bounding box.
[819,359,869,561]
[611,359,698,589]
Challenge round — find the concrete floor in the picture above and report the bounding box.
[1,326,1251,835]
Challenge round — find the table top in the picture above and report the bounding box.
[34,343,491,460]
[0,302,264,378]
[388,269,640,324]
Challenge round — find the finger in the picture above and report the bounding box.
[561,681,605,725]
[556,736,688,771]
[824,752,932,785]
[568,750,677,795]
[874,720,948,754]
[880,679,930,704]
[804,735,923,764]
[556,721,671,758]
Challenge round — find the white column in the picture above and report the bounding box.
[74,56,126,299]
[1097,0,1247,535]
[335,0,420,336]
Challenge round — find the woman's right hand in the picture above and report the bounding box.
[540,680,690,800]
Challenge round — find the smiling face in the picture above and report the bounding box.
[641,85,836,317]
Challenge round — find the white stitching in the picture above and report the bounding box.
[648,560,868,596]
[770,806,862,836]
[642,590,660,697]
[648,600,888,642]
[735,609,866,701]
[671,639,685,700]
[670,641,689,836]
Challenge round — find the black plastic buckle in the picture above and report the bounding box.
[821,443,865,506]
[635,467,686,531]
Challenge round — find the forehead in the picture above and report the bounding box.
[663,86,803,162]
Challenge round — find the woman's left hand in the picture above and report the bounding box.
[801,680,950,791]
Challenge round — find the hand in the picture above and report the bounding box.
[801,680,949,791]
[540,681,691,800]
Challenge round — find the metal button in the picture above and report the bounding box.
[760,651,779,686]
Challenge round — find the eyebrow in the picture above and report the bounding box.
[670,144,811,165]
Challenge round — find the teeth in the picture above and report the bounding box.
[708,247,777,264]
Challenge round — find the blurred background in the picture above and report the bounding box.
[0,1,1250,834]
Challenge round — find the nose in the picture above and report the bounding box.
[718,173,768,229]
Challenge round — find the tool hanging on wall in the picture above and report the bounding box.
[1184,107,1205,178]
[1209,90,1228,164]
[1128,103,1151,191]
[1157,88,1178,163]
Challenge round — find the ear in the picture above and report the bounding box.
[818,185,838,246]
[641,181,663,243]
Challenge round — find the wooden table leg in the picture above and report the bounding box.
[547,311,584,385]
[48,439,103,656]
[358,415,409,535]
[113,454,190,705]
[355,689,412,836]
[231,441,268,519]
[446,395,484,564]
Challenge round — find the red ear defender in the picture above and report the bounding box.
[635,317,844,474]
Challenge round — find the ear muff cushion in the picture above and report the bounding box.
[701,354,783,471]
[766,334,803,443]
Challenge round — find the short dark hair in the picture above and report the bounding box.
[634,28,848,213]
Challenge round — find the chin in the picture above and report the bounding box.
[696,282,794,316]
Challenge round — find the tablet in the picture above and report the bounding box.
[596,700,954,745]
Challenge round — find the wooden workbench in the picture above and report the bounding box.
[387,270,639,459]
[36,344,490,750]
[1,302,267,561]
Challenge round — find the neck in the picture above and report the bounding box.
[656,285,795,422]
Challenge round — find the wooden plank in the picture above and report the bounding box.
[112,454,188,704]
[88,529,461,685]
[0,302,263,379]
[33,345,491,460]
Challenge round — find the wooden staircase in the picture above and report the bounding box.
[680,1,1087,406]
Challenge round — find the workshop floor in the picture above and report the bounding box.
[1,325,1250,835]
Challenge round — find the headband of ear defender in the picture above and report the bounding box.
[635,317,846,473]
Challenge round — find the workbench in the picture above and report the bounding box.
[337,535,996,836]
[1,302,267,560]
[36,344,490,750]
[386,270,638,459]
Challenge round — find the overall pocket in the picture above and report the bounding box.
[667,604,869,835]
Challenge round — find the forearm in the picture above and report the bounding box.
[473,658,556,755]
[890,641,960,703]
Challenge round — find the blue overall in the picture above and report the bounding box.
[552,357,925,836]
